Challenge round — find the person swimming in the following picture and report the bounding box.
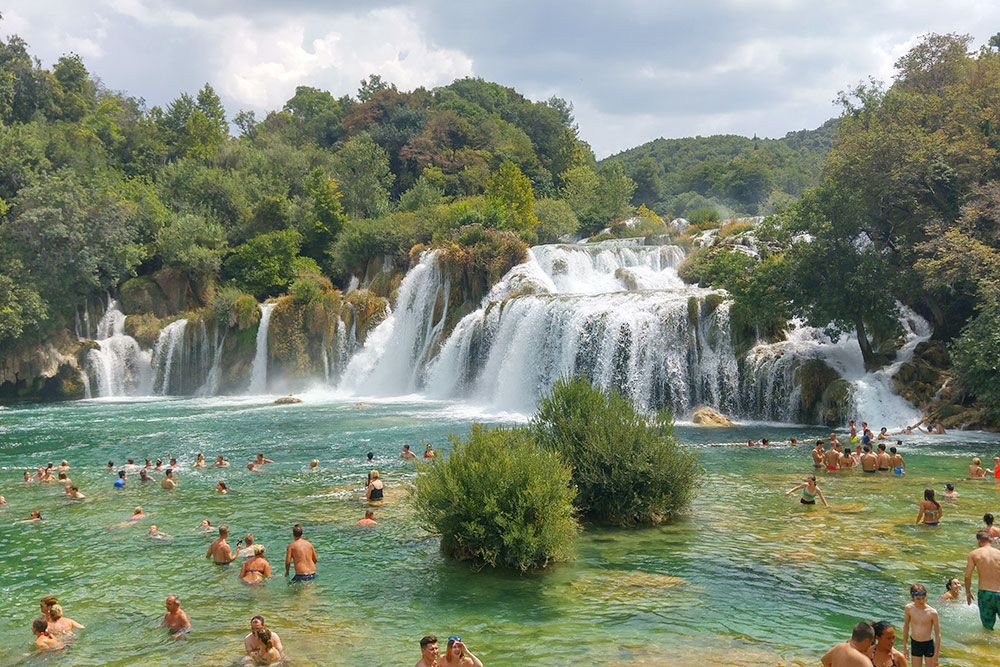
[916,488,942,526]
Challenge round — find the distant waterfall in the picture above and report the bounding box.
[247,303,275,394]
[84,298,153,397]
[151,319,187,394]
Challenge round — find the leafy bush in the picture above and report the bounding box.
[687,207,721,225]
[951,302,1000,414]
[534,197,579,243]
[222,229,302,299]
[210,285,260,330]
[157,212,228,275]
[413,424,579,571]
[531,376,701,525]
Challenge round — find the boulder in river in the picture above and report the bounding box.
[691,406,734,427]
[273,396,302,405]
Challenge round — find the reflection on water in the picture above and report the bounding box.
[0,397,999,665]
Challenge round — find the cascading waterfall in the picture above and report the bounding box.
[341,242,929,426]
[84,298,153,397]
[247,303,276,394]
[197,326,226,396]
[151,319,187,394]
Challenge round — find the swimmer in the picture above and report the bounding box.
[245,616,284,657]
[760,438,770,447]
[32,618,62,650]
[902,584,939,666]
[24,471,33,483]
[114,470,127,488]
[217,480,228,494]
[236,534,257,559]
[401,444,417,459]
[310,459,319,468]
[876,443,891,471]
[254,453,274,466]
[161,595,191,637]
[154,458,163,471]
[193,453,206,468]
[238,544,272,584]
[812,441,825,468]
[968,458,986,479]
[0,495,5,505]
[984,513,1000,542]
[106,461,114,471]
[46,604,84,635]
[877,427,889,440]
[829,432,841,446]
[940,577,963,602]
[254,627,281,663]
[65,485,85,500]
[206,525,240,564]
[365,470,384,501]
[746,439,757,447]
[943,483,958,500]
[423,441,435,459]
[108,506,147,529]
[357,509,378,526]
[148,525,173,540]
[916,489,942,526]
[890,446,905,475]
[441,637,483,667]
[56,471,71,485]
[788,437,797,446]
[144,459,153,469]
[56,460,70,471]
[869,620,906,667]
[823,442,840,471]
[839,447,857,469]
[16,510,43,523]
[214,455,230,468]
[284,523,317,582]
[198,519,214,532]
[247,462,265,472]
[161,468,178,489]
[784,475,828,507]
[138,469,156,483]
[860,445,878,473]
[124,458,138,471]
[169,457,178,468]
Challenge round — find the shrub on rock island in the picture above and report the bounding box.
[531,376,701,526]
[414,424,579,571]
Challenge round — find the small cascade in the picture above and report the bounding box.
[247,303,276,394]
[84,298,153,397]
[197,325,226,396]
[151,319,188,394]
[339,250,448,394]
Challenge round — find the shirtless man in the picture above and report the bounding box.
[966,529,1000,630]
[138,469,155,483]
[285,524,317,582]
[829,432,841,447]
[36,596,58,627]
[245,615,284,657]
[214,455,229,468]
[65,485,85,500]
[821,622,875,667]
[876,443,891,471]
[812,441,825,468]
[161,595,191,636]
[903,584,940,666]
[985,514,1000,542]
[401,444,418,460]
[440,637,484,667]
[860,446,878,473]
[415,635,439,667]
[206,525,241,565]
[161,468,177,489]
[848,419,858,442]
[357,510,377,526]
[824,443,841,471]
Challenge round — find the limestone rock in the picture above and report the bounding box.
[691,406,734,426]
[273,396,302,405]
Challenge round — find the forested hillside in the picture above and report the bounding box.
[602,119,837,218]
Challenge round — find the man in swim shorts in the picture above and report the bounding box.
[876,442,891,471]
[860,445,878,473]
[285,523,317,582]
[206,525,240,565]
[966,529,1000,630]
[824,443,840,471]
[812,441,825,468]
[161,595,191,636]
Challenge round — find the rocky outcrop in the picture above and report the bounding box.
[691,406,734,426]
[274,396,302,404]
[0,332,86,402]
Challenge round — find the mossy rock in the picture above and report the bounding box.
[820,379,853,426]
[728,302,757,358]
[799,359,841,422]
[614,267,639,291]
[687,296,699,327]
[120,276,170,317]
[124,313,167,349]
[913,340,950,368]
[269,296,313,380]
[219,324,259,393]
[702,293,724,317]
[274,396,303,405]
[75,339,100,367]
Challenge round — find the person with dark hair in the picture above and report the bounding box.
[161,595,191,636]
[285,524,317,582]
[985,513,1000,542]
[366,451,374,464]
[869,620,907,667]
[255,452,274,467]
[915,489,942,526]
[891,446,905,475]
[821,621,875,666]
[784,475,828,507]
[138,469,155,483]
[161,468,177,490]
[876,442,891,471]
[401,444,417,460]
[216,480,228,494]
[357,510,377,526]
[903,584,939,666]
[254,627,281,663]
[206,525,240,565]
[940,577,962,602]
[415,635,439,667]
[812,441,825,468]
[114,470,126,488]
[943,483,958,500]
[106,461,114,471]
[32,618,61,650]
[966,529,1000,630]
[245,616,284,657]
[839,447,857,469]
[860,445,878,473]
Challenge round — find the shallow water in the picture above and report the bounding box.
[1,397,999,665]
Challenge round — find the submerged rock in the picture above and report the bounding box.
[274,396,302,404]
[691,406,734,426]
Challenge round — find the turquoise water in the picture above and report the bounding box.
[1,397,1000,665]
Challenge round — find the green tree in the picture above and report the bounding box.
[300,168,347,269]
[157,212,227,276]
[398,175,443,211]
[331,132,394,218]
[357,74,396,103]
[533,197,579,243]
[223,229,303,299]
[484,160,537,233]
[0,260,46,346]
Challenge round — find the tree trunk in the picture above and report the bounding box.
[855,315,878,371]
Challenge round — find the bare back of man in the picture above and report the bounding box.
[821,642,875,667]
[285,526,317,581]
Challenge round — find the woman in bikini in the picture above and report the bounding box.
[969,457,987,479]
[915,488,942,526]
[869,620,907,667]
[193,452,206,468]
[32,619,62,651]
[239,544,272,585]
[255,627,282,663]
[784,475,828,507]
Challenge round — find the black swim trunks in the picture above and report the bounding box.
[910,638,934,658]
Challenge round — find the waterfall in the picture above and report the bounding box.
[84,298,153,397]
[340,241,927,427]
[339,250,447,395]
[151,319,188,394]
[197,326,226,396]
[247,303,275,394]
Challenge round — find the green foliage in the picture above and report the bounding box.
[0,260,46,346]
[687,207,720,225]
[332,132,394,218]
[532,197,579,243]
[210,286,260,330]
[560,162,636,235]
[951,303,1000,412]
[485,160,538,233]
[413,423,579,571]
[157,213,228,275]
[531,376,701,525]
[223,229,303,299]
[398,175,443,212]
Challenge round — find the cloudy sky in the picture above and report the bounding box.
[4,1,999,157]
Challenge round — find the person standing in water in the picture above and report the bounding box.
[891,446,905,475]
[860,446,878,473]
[46,604,85,635]
[366,470,384,501]
[206,525,240,565]
[812,441,825,468]
[903,584,939,666]
[876,443,891,471]
[239,545,272,584]
[965,529,1000,630]
[401,444,417,460]
[969,458,987,479]
[161,469,177,489]
[784,475,828,507]
[824,443,841,471]
[985,514,1000,542]
[285,524,317,582]
[32,619,62,650]
[916,489,942,526]
[161,595,191,637]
